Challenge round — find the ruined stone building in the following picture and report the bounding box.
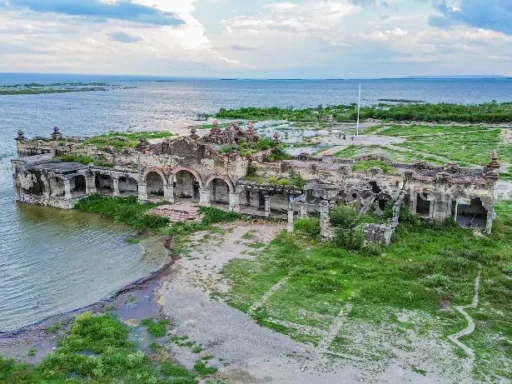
[12,124,500,244]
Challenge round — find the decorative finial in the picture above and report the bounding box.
[190,127,199,140]
[273,131,281,144]
[51,126,62,140]
[487,150,500,171]
[16,130,26,142]
[211,120,221,135]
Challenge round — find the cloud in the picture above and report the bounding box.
[108,31,141,43]
[429,0,512,35]
[231,44,255,51]
[0,0,185,26]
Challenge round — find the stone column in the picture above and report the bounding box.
[86,176,97,195]
[199,187,211,207]
[229,192,240,213]
[319,200,333,240]
[287,209,295,233]
[299,205,307,218]
[164,184,175,203]
[138,182,148,201]
[64,179,72,200]
[264,193,270,217]
[112,177,120,197]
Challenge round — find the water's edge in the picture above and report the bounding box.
[0,236,174,339]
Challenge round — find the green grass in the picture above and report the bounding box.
[54,154,114,168]
[81,131,174,152]
[223,202,512,380]
[141,318,168,338]
[0,312,198,384]
[75,195,170,230]
[353,160,394,174]
[193,360,218,377]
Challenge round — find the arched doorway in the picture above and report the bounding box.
[174,170,200,202]
[145,172,165,198]
[71,175,86,197]
[119,176,139,196]
[208,177,231,205]
[95,174,113,195]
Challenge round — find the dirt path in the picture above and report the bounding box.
[158,222,474,383]
[448,265,482,361]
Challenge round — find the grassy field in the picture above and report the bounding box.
[335,125,512,170]
[221,202,512,381]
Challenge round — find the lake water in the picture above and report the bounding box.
[0,74,511,332]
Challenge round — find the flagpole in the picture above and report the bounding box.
[356,83,361,137]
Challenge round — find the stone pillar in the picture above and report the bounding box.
[229,192,240,212]
[199,187,211,207]
[299,205,307,218]
[64,179,72,200]
[112,177,120,197]
[86,176,97,195]
[164,184,175,203]
[485,209,494,234]
[287,209,295,233]
[319,200,333,240]
[138,183,148,201]
[264,193,270,217]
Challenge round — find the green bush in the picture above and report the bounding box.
[333,226,365,250]
[199,206,241,225]
[141,318,168,338]
[55,154,114,168]
[330,204,360,228]
[294,217,321,237]
[75,195,169,230]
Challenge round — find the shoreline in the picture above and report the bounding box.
[0,235,174,358]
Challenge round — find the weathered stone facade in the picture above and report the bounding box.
[12,129,500,240]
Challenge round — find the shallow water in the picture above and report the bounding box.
[0,74,510,332]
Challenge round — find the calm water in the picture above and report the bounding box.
[0,74,511,332]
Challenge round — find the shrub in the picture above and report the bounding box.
[333,226,365,250]
[141,318,168,338]
[294,217,321,237]
[199,206,240,225]
[330,203,360,228]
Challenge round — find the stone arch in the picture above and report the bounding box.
[169,166,203,188]
[143,168,168,187]
[119,175,139,196]
[145,171,166,198]
[171,167,203,201]
[205,175,235,193]
[206,176,234,205]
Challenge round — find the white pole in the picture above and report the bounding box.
[356,83,361,137]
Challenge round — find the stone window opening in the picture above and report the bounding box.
[370,181,382,194]
[119,177,138,196]
[71,175,86,197]
[454,198,487,229]
[50,177,65,197]
[95,174,113,194]
[416,193,431,216]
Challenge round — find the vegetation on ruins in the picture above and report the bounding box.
[352,160,394,174]
[222,202,512,380]
[54,154,115,168]
[81,131,174,152]
[215,102,512,124]
[0,312,201,384]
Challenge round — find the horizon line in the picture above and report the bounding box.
[0,71,509,81]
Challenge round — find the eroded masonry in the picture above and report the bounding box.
[12,123,501,244]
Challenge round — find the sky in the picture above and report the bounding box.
[0,0,511,78]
